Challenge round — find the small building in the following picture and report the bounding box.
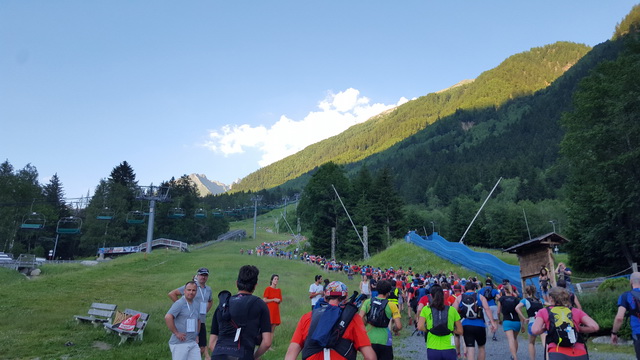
[503,232,569,292]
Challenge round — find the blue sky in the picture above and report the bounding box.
[1,1,637,199]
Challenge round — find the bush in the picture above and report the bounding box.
[598,277,629,293]
[581,290,631,339]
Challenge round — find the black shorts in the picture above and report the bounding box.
[199,323,207,347]
[410,298,418,313]
[371,343,394,360]
[462,325,487,347]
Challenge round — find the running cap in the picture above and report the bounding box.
[197,267,209,275]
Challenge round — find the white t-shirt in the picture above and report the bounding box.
[360,281,370,295]
[309,283,324,306]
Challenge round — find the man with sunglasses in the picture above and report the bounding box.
[170,267,214,360]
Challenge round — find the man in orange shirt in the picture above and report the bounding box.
[285,281,376,360]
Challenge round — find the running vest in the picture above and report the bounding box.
[301,304,358,360]
[388,288,400,304]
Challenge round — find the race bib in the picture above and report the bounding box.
[186,318,196,333]
[200,302,207,315]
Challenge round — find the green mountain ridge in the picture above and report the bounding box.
[344,38,626,205]
[232,41,591,192]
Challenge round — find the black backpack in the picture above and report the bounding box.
[483,286,495,301]
[545,306,581,347]
[500,296,520,321]
[631,290,640,318]
[366,298,391,328]
[216,291,261,350]
[525,297,543,318]
[459,293,482,319]
[428,306,452,336]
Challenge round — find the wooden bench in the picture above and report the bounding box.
[74,303,117,327]
[104,309,150,345]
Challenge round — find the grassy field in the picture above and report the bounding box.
[0,209,629,359]
[0,210,370,360]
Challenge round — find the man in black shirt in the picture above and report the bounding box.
[209,265,272,360]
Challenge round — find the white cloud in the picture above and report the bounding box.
[204,88,408,167]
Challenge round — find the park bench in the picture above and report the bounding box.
[104,309,150,345]
[74,302,117,326]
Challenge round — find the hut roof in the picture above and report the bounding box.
[503,232,569,255]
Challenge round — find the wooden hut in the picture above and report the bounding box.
[503,232,569,293]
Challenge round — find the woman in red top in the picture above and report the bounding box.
[263,274,282,337]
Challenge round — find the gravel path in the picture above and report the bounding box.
[393,325,635,360]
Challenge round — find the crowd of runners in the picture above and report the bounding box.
[165,240,640,360]
[288,248,638,360]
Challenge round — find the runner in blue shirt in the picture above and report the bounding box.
[611,272,640,359]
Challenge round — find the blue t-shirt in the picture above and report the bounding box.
[482,286,499,306]
[416,287,427,300]
[618,288,640,335]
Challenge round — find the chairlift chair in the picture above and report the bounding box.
[126,210,146,224]
[194,208,207,218]
[21,212,46,230]
[212,210,224,218]
[96,207,115,221]
[168,207,186,219]
[56,217,83,234]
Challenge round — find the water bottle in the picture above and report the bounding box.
[567,325,577,344]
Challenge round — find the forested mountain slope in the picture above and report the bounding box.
[232,41,591,192]
[346,39,625,205]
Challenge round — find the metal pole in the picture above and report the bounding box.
[251,195,262,239]
[459,177,502,244]
[253,198,258,239]
[281,212,295,234]
[52,233,60,260]
[523,208,532,240]
[431,221,435,234]
[331,227,336,259]
[146,199,156,253]
[331,184,368,259]
[549,220,556,233]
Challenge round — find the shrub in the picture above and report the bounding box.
[581,290,631,338]
[598,277,629,293]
